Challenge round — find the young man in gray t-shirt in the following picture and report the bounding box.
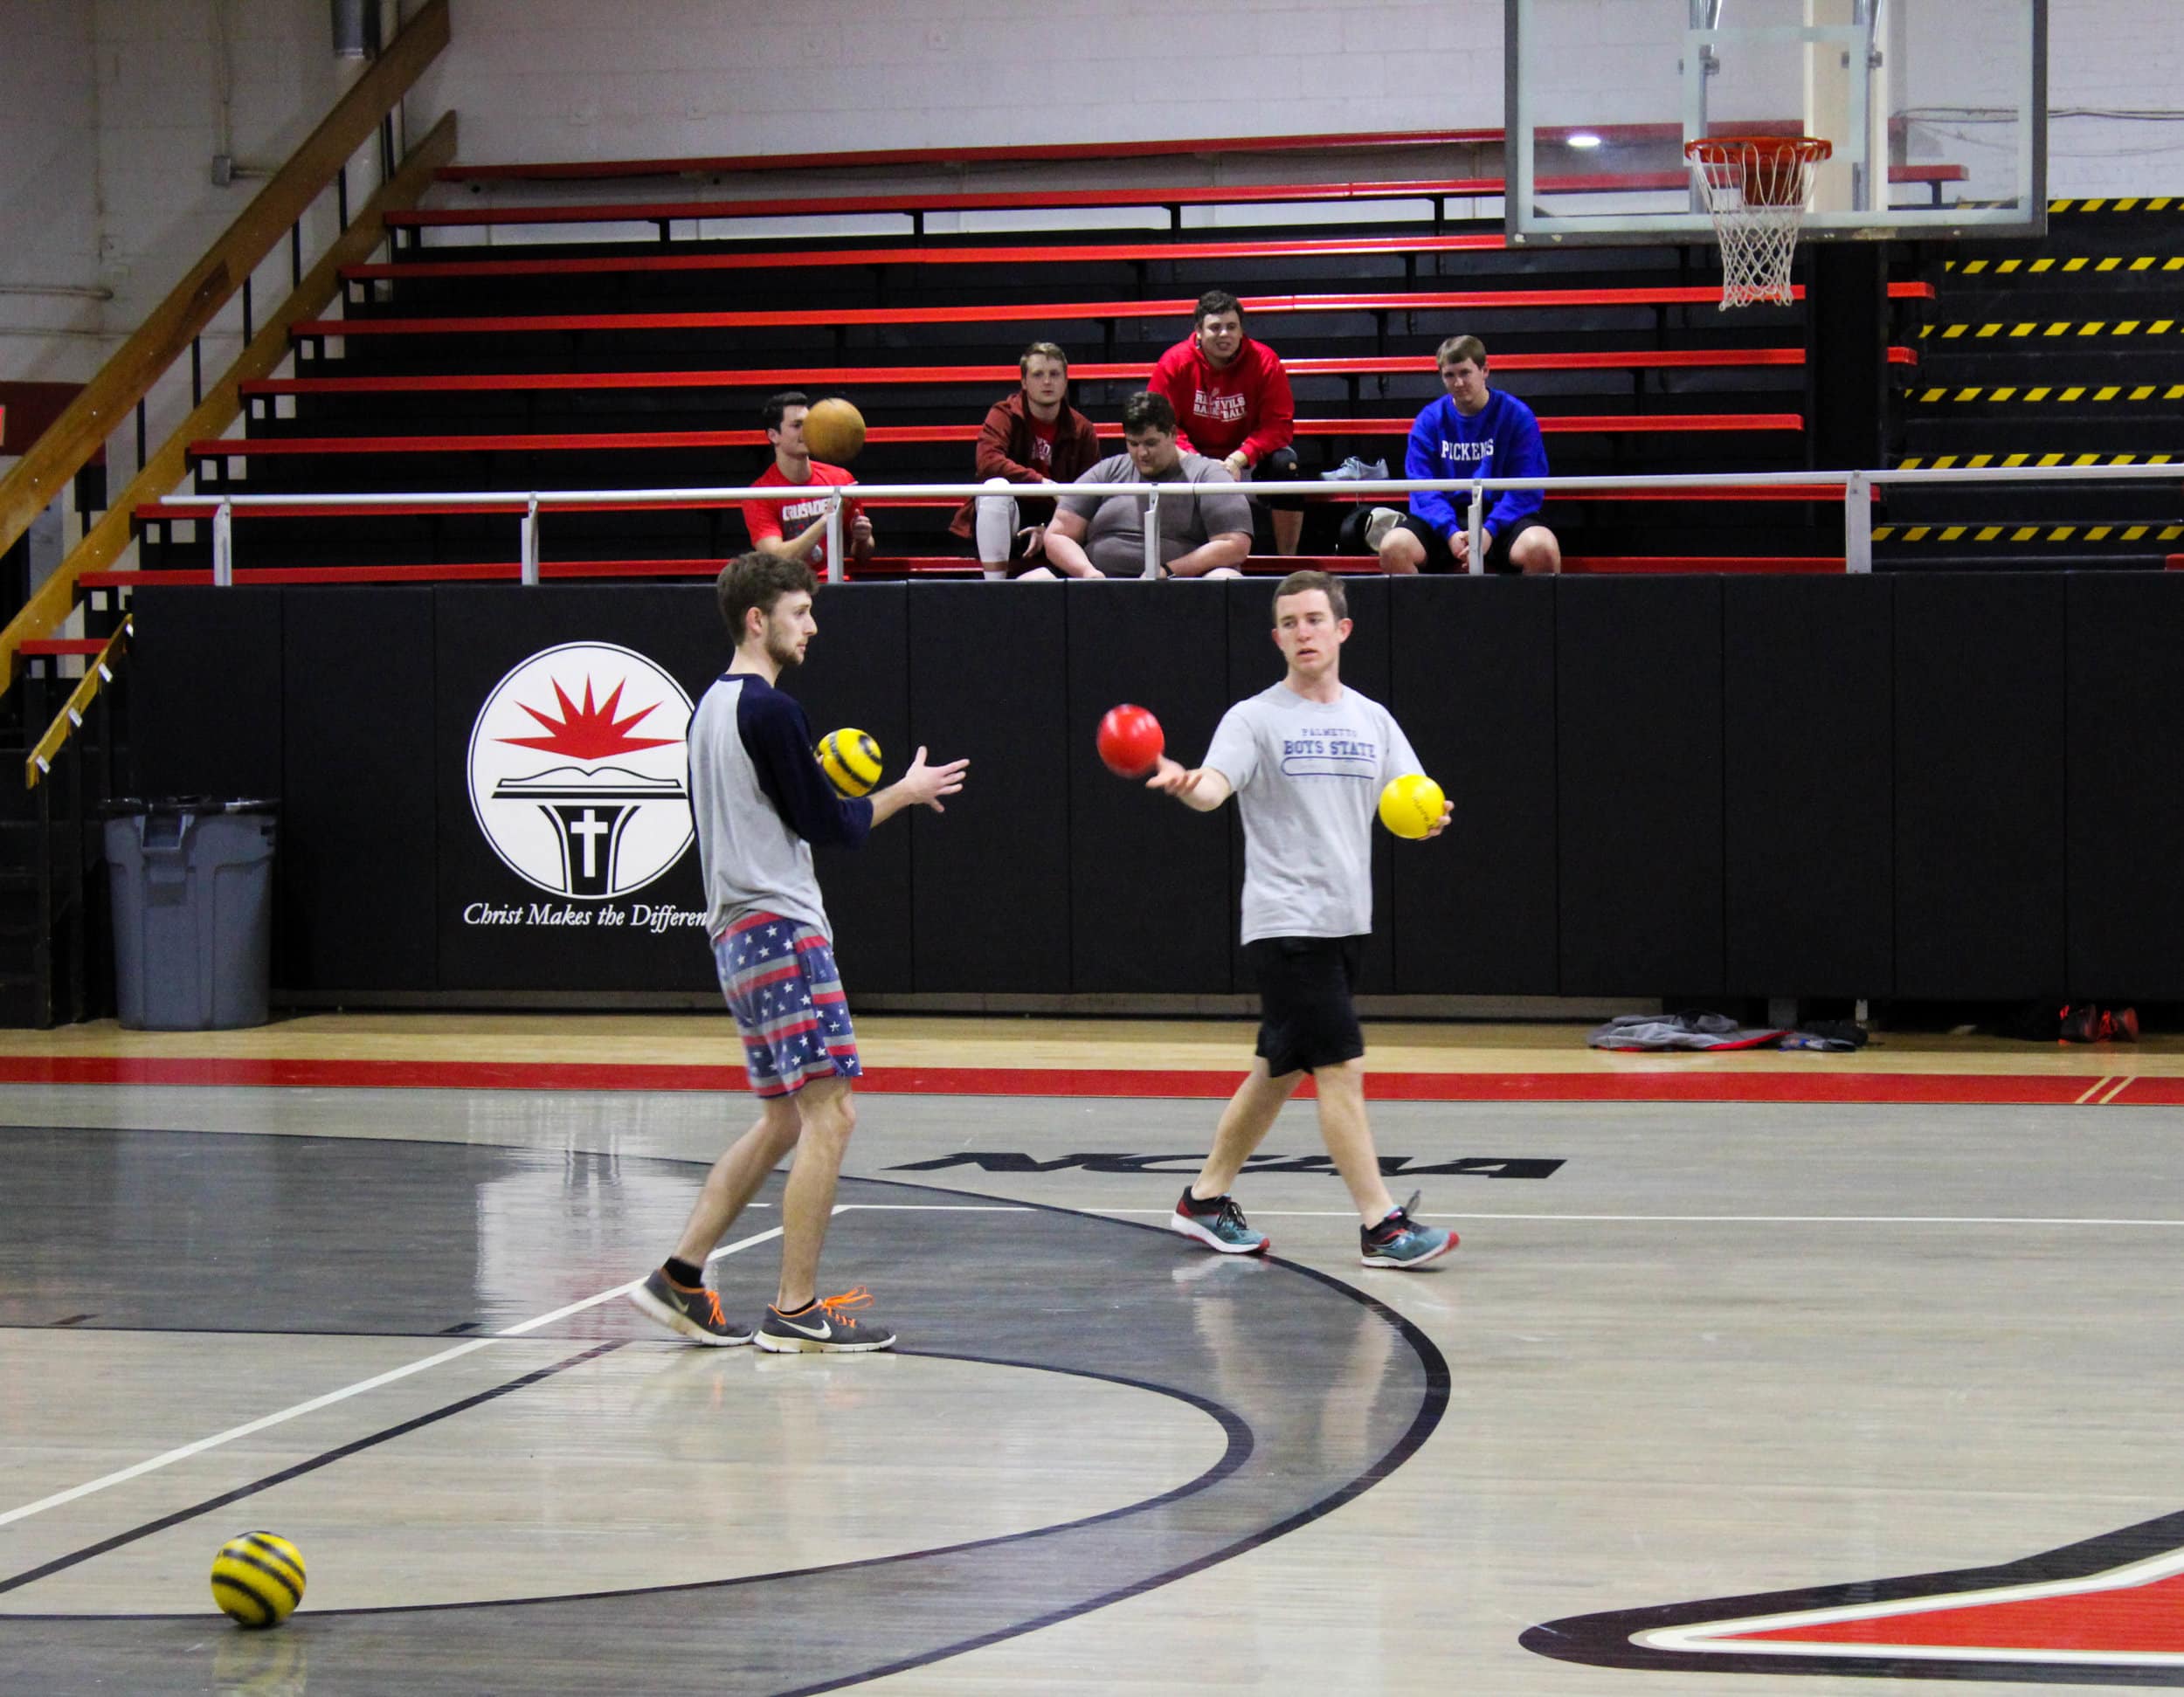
[1146,570,1459,1269]
[1034,390,1254,580]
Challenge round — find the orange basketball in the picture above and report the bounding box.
[803,397,866,465]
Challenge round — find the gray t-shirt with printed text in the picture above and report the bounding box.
[1057,452,1254,576]
[1202,682,1424,943]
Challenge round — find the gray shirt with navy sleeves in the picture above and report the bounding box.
[687,673,873,941]
[1201,682,1423,944]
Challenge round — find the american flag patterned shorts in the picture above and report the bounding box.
[714,913,862,1098]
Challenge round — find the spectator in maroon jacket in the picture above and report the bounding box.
[949,341,1103,576]
[1150,290,1303,555]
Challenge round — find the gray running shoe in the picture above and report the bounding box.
[754,1287,897,1354]
[1363,506,1406,550]
[1359,1191,1458,1269]
[1321,456,1391,482]
[628,1266,753,1345]
[1170,1187,1272,1255]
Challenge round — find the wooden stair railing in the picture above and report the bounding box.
[0,0,453,707]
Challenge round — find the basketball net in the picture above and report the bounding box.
[1685,136,1832,310]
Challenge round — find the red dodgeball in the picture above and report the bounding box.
[1096,704,1165,778]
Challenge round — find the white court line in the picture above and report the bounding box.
[2099,1075,2135,1105]
[0,1221,789,1530]
[2076,1075,2116,1104]
[837,1204,1031,1211]
[0,1205,1035,1520]
[1102,1208,2184,1226]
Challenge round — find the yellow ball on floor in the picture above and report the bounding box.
[211,1531,306,1628]
[1378,773,1445,839]
[817,728,884,797]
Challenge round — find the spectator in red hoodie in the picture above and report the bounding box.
[949,341,1102,576]
[1150,290,1303,555]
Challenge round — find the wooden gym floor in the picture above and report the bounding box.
[4,1012,2184,1693]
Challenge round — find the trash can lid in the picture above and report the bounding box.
[100,796,281,817]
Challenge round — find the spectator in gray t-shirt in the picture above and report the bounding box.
[1033,390,1254,580]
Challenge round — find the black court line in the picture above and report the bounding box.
[1,1126,1448,1694]
[0,1342,625,1597]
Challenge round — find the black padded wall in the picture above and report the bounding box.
[798,582,912,994]
[279,589,437,991]
[906,582,1070,992]
[1722,575,1893,997]
[2066,573,2184,997]
[1388,576,1558,993]
[131,586,285,803]
[1556,576,1724,995]
[1894,573,2066,998]
[1065,582,1232,993]
[432,586,721,993]
[123,574,2171,1006]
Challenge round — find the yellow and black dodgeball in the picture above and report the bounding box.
[211,1530,306,1628]
[816,728,883,797]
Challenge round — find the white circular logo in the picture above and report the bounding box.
[467,642,695,899]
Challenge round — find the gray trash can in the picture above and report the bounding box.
[105,799,278,1031]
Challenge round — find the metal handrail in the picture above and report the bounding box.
[25,618,132,790]
[143,461,2184,583]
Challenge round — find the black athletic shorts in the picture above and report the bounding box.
[1389,512,1524,574]
[1248,935,1367,1077]
[1248,445,1305,512]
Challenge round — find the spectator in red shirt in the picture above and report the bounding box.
[1150,290,1303,555]
[742,390,872,576]
[948,341,1102,576]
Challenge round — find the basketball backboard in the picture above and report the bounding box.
[1505,0,2046,245]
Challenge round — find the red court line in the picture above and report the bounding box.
[0,1053,2121,1104]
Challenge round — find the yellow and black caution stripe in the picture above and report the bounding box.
[1896,452,2176,469]
[1942,255,2184,274]
[1911,383,2184,404]
[1918,318,2178,340]
[2049,197,2180,213]
[1872,521,2184,543]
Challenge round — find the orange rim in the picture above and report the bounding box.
[1686,135,1831,207]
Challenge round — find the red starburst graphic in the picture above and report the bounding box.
[497,677,678,761]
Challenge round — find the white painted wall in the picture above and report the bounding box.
[0,0,377,469]
[2046,0,2184,197]
[410,0,1498,171]
[411,0,2181,202]
[3,0,2180,421]
[0,2,103,385]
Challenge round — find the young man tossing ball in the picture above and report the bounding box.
[1146,570,1459,1268]
[629,552,967,1352]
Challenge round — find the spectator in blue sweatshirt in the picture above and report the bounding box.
[1368,335,1560,576]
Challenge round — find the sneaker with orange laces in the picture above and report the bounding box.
[628,1266,752,1346]
[754,1287,897,1355]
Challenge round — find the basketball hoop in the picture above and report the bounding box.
[1685,135,1832,310]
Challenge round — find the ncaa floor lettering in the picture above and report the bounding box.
[0,1128,1446,1694]
[888,1150,1563,1178]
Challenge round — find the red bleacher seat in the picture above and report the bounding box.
[289,281,1935,343]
